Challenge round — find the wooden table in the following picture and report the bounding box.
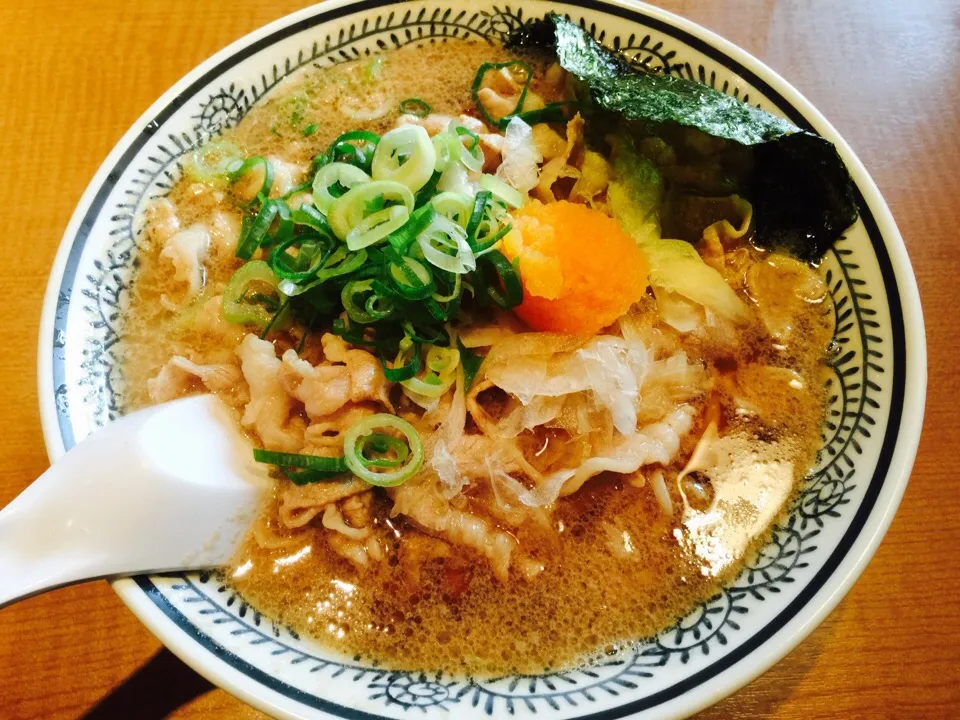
[1,0,957,717]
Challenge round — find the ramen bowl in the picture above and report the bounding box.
[37,0,925,717]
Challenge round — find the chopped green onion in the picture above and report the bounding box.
[341,279,395,324]
[386,204,435,254]
[457,338,484,390]
[343,414,424,487]
[399,98,432,118]
[356,432,410,468]
[281,467,342,485]
[332,317,380,348]
[387,254,435,300]
[417,214,477,274]
[371,125,437,192]
[366,56,384,82]
[291,203,334,235]
[322,130,381,172]
[227,156,274,207]
[425,296,460,322]
[466,191,513,254]
[278,247,369,296]
[401,321,450,346]
[281,180,313,200]
[269,233,334,282]
[401,344,460,399]
[430,192,473,227]
[402,371,456,399]
[222,261,290,329]
[259,297,291,339]
[253,448,348,474]
[183,139,244,183]
[329,180,415,241]
[426,345,460,374]
[272,199,294,247]
[471,61,533,128]
[235,200,280,259]
[382,339,422,382]
[414,170,443,208]
[432,133,460,173]
[477,250,523,309]
[345,204,410,251]
[364,291,396,321]
[478,173,525,209]
[312,162,370,214]
[453,124,484,172]
[431,271,462,303]
[497,101,575,130]
[302,123,320,137]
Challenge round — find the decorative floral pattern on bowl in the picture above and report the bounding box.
[37,1,924,718]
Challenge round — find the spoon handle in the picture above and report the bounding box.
[0,396,266,608]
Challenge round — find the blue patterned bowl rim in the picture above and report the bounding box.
[36,0,926,718]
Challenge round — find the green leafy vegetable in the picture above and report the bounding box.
[510,15,858,261]
[457,338,484,390]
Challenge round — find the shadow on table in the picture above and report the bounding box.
[81,649,213,719]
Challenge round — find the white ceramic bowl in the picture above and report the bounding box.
[37,1,926,718]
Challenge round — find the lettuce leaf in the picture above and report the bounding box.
[510,15,857,261]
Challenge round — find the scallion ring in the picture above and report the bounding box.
[401,321,449,347]
[466,190,511,254]
[343,414,423,487]
[398,98,432,118]
[386,254,435,300]
[345,204,410,251]
[354,432,410,468]
[453,124,484,172]
[498,101,575,130]
[183,139,244,184]
[477,249,523,310]
[371,124,437,192]
[417,214,476,274]
[381,339,422,382]
[278,247,368,296]
[325,130,381,172]
[312,162,371,214]
[227,156,275,208]
[431,271,462,303]
[235,199,280,259]
[291,203,335,236]
[281,468,343,485]
[478,173,525,209]
[329,180,415,241]
[387,205,436,255]
[269,232,334,282]
[427,345,460,375]
[341,279,394,324]
[222,261,289,329]
[414,170,443,209]
[429,191,474,228]
[432,133,460,173]
[470,61,533,127]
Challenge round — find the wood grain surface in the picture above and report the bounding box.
[0,1,957,717]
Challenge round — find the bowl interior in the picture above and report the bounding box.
[38,1,920,718]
